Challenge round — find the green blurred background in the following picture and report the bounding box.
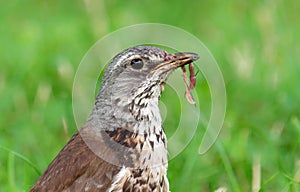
[1,0,300,191]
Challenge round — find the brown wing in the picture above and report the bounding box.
[30,124,122,192]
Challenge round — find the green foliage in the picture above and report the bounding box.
[1,0,299,191]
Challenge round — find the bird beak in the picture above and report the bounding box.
[152,52,199,73]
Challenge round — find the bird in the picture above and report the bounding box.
[30,46,199,192]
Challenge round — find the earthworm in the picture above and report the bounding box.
[189,63,196,89]
[181,63,196,104]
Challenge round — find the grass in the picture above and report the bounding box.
[1,0,300,191]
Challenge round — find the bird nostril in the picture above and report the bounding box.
[164,54,177,61]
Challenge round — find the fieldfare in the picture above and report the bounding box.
[30,46,199,192]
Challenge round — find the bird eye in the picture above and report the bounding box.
[130,58,144,70]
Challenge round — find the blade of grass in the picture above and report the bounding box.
[252,155,261,192]
[215,140,241,192]
[262,171,279,186]
[282,172,300,185]
[0,145,41,175]
[293,160,300,192]
[8,152,18,192]
[198,115,240,191]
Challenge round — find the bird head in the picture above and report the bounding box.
[92,46,199,131]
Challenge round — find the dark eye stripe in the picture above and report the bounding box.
[130,58,144,69]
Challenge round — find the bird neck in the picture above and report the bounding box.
[89,91,168,169]
[91,89,164,136]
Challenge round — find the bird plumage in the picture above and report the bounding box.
[30,46,198,192]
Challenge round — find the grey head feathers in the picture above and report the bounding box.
[90,46,169,133]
